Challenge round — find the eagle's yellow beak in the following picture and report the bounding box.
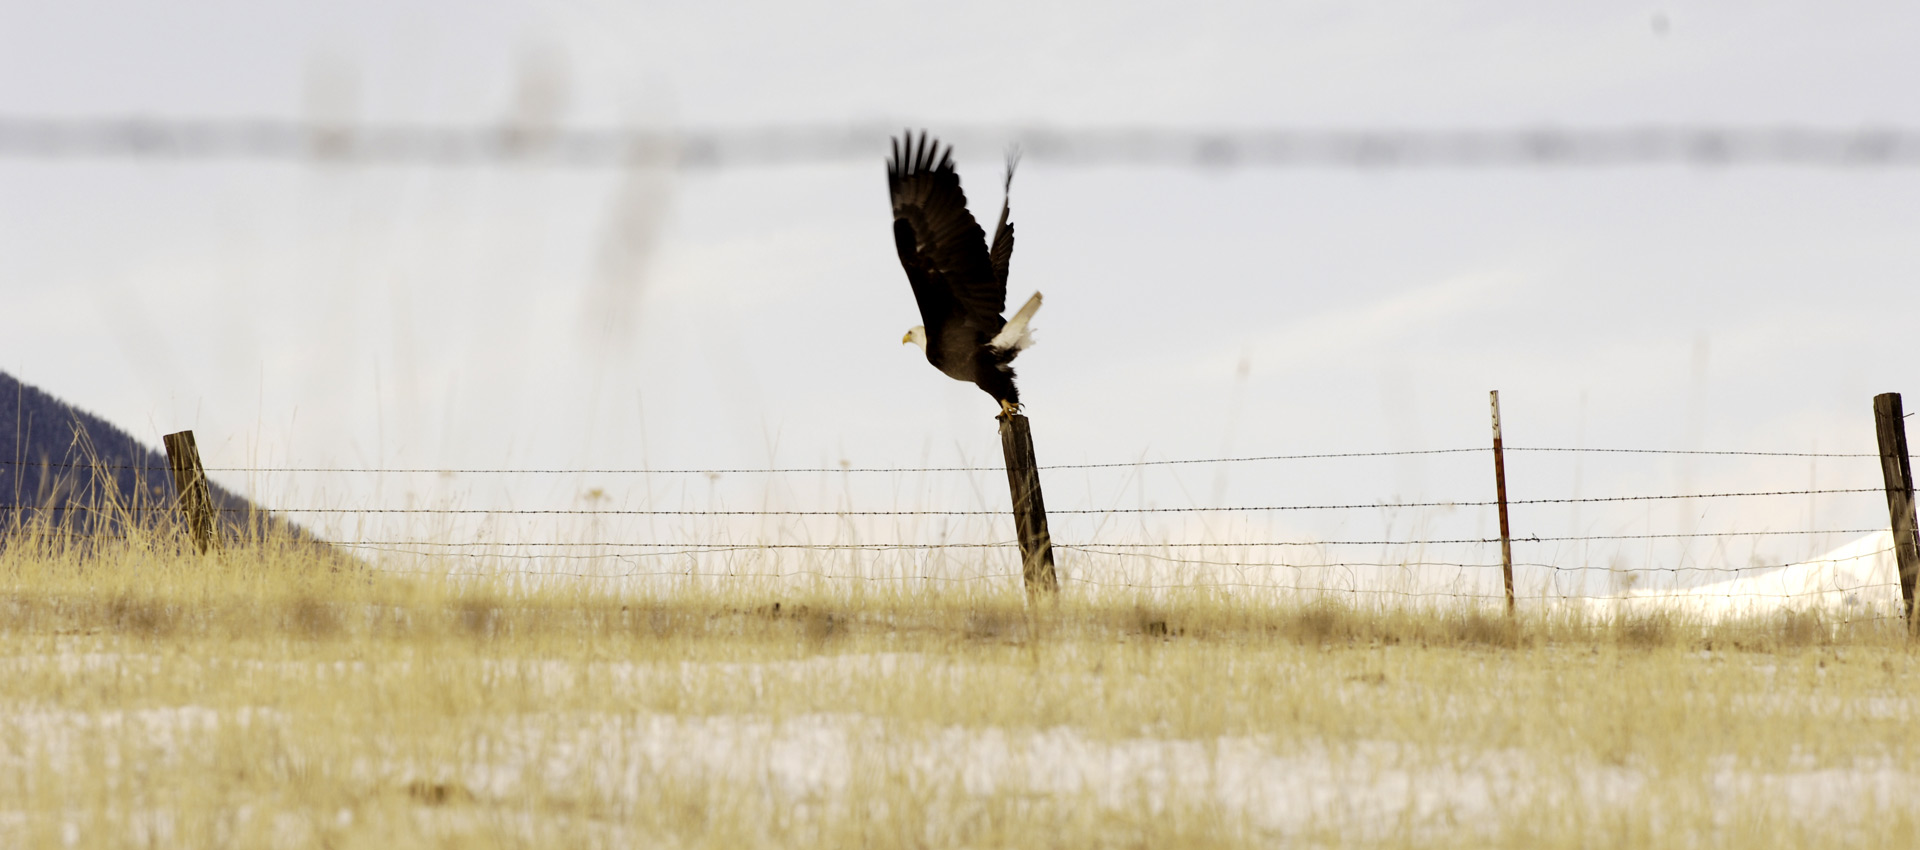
[901,332,914,344]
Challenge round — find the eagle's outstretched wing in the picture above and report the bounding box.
[888,131,1004,329]
[989,149,1018,290]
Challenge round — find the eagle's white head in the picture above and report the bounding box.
[902,326,929,352]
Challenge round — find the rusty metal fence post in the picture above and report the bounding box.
[1490,391,1515,615]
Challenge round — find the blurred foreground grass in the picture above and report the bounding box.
[3,523,1919,848]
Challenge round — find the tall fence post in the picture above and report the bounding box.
[1872,393,1920,631]
[1490,391,1515,615]
[162,430,220,554]
[999,413,1058,596]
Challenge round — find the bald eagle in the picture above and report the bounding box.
[888,131,1042,418]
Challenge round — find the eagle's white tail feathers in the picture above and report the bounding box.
[989,292,1042,353]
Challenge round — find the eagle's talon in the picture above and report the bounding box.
[998,399,1020,420]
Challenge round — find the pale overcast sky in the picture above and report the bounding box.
[3,2,1917,587]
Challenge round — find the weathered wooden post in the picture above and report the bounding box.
[1872,393,1920,631]
[1489,391,1515,615]
[162,430,220,554]
[999,413,1058,595]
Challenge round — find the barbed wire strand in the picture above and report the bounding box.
[19,529,1904,605]
[1056,546,1893,576]
[1052,577,1907,601]
[1061,529,1885,546]
[17,527,1888,549]
[346,541,1890,579]
[345,530,1887,549]
[2,445,1904,476]
[17,486,1875,516]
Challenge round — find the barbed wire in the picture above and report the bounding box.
[351,542,1507,570]
[1503,447,1884,459]
[0,445,1897,476]
[1053,577,1908,603]
[8,437,1911,607]
[1,449,1479,475]
[19,524,1907,602]
[1056,546,1894,577]
[200,447,1493,474]
[337,542,1021,559]
[343,541,1889,578]
[8,486,1885,517]
[1062,529,1885,546]
[326,525,1873,552]
[368,565,1011,583]
[4,118,1920,169]
[24,527,1885,549]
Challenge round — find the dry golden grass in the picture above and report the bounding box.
[4,521,1920,848]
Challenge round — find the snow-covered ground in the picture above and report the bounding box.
[7,691,1920,845]
[1610,531,1905,622]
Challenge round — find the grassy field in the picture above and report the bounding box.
[3,526,1920,848]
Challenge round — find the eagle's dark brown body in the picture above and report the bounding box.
[887,131,1035,412]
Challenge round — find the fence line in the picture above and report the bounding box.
[1053,580,1908,603]
[0,445,1896,476]
[314,529,1880,549]
[1503,447,1883,458]
[1048,548,1894,578]
[9,429,1913,612]
[1063,529,1886,545]
[353,541,1881,583]
[19,528,1884,549]
[9,485,1877,516]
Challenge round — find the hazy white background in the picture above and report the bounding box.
[2,1,1917,586]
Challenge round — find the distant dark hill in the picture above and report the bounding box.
[1,370,308,547]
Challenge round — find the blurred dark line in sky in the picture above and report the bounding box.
[3,118,1919,168]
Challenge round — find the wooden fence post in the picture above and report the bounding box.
[1490,391,1515,615]
[1872,393,1920,631]
[162,430,220,554]
[999,413,1058,596]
